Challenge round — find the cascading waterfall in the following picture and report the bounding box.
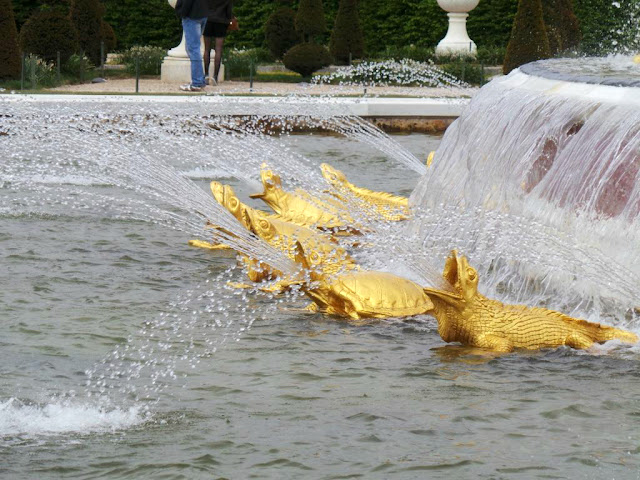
[408,65,640,324]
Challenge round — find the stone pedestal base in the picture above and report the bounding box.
[161,56,225,84]
[436,12,477,56]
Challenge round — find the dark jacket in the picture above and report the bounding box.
[208,0,233,23]
[175,0,211,19]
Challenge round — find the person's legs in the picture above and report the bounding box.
[203,36,212,79]
[182,17,207,87]
[213,37,225,83]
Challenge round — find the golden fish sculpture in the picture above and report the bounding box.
[320,163,410,221]
[294,242,434,320]
[249,166,361,233]
[197,181,358,291]
[424,251,639,352]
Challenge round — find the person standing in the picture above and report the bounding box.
[174,0,211,91]
[203,0,233,86]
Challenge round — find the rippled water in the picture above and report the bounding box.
[2,132,639,479]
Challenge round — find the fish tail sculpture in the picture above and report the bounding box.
[320,163,409,221]
[424,251,639,352]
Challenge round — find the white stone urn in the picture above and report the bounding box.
[435,0,480,57]
[161,0,223,83]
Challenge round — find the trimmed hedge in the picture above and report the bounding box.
[330,0,364,64]
[70,0,105,65]
[295,0,326,42]
[0,0,21,79]
[543,0,581,55]
[283,42,331,78]
[19,8,78,63]
[503,0,550,74]
[10,0,636,63]
[264,7,298,59]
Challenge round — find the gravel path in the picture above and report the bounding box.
[47,78,475,98]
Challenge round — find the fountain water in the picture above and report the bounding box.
[1,57,639,476]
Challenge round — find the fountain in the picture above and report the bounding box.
[1,54,640,476]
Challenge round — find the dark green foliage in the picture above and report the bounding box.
[440,61,484,85]
[121,46,165,75]
[283,42,331,77]
[12,0,635,64]
[573,0,634,54]
[476,45,507,65]
[19,8,78,63]
[467,0,518,47]
[329,0,364,64]
[542,0,581,55]
[0,0,22,79]
[264,7,298,59]
[357,0,447,54]
[70,0,104,65]
[503,0,550,74]
[224,0,279,50]
[296,0,326,42]
[101,20,117,54]
[102,0,182,50]
[9,0,39,31]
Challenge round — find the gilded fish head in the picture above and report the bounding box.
[244,208,277,242]
[249,166,283,201]
[209,181,251,230]
[320,163,347,186]
[443,250,479,303]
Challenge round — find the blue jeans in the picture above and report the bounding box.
[182,17,207,87]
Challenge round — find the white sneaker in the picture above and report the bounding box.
[180,83,203,92]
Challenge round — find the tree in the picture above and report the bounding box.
[19,7,78,63]
[265,7,298,60]
[70,0,104,65]
[543,0,581,55]
[503,0,550,74]
[283,42,332,77]
[295,0,326,42]
[0,0,22,79]
[329,0,364,64]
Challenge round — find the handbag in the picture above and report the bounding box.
[228,16,239,31]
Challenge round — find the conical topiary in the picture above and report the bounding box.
[70,0,105,65]
[265,7,299,60]
[503,0,550,74]
[295,0,326,43]
[543,0,581,55]
[0,0,22,79]
[329,0,364,65]
[19,8,78,63]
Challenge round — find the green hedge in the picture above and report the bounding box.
[10,0,637,60]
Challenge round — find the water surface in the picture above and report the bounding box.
[1,133,639,480]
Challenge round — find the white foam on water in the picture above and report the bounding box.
[0,398,147,436]
[182,167,233,180]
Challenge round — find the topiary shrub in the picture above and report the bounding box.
[265,7,298,60]
[70,0,105,65]
[120,45,165,75]
[283,42,331,78]
[543,0,581,55]
[329,0,364,65]
[503,0,550,74]
[19,8,78,64]
[101,20,117,58]
[0,0,21,79]
[295,0,326,43]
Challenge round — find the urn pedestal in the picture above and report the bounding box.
[435,0,480,57]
